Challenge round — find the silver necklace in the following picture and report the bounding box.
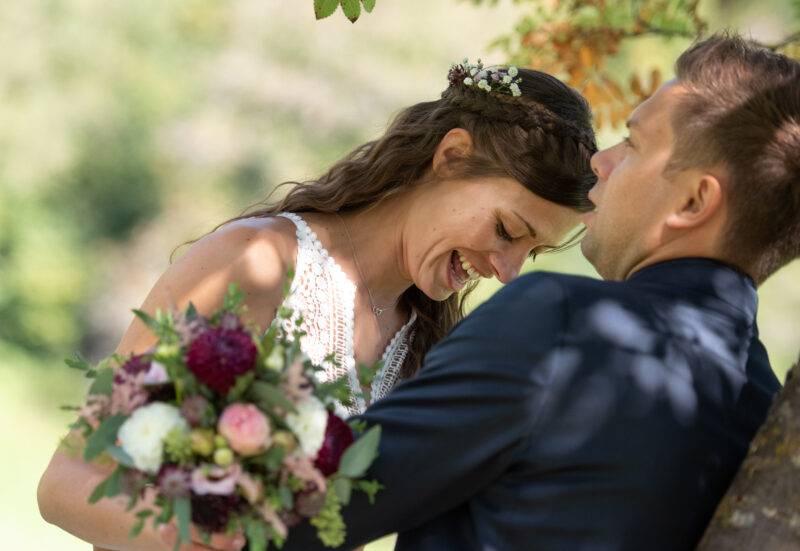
[336,212,394,318]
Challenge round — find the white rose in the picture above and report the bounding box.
[285,396,328,458]
[463,77,473,86]
[118,402,188,473]
[508,66,519,77]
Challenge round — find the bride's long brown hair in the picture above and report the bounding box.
[180,68,597,378]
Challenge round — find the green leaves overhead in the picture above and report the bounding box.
[313,0,376,22]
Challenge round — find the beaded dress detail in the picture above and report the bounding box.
[275,212,416,417]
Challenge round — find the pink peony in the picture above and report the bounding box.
[185,327,257,394]
[217,403,271,456]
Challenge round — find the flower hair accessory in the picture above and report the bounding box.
[448,58,522,98]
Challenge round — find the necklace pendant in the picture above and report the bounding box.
[372,306,385,316]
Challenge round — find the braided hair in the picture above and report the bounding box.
[188,66,598,378]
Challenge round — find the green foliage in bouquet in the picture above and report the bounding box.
[62,279,384,550]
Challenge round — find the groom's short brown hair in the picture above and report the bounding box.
[667,33,800,283]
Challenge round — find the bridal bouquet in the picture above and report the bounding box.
[62,283,382,551]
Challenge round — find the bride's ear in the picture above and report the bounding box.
[432,128,474,177]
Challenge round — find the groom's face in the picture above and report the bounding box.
[581,81,686,280]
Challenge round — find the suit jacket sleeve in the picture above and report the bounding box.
[280,274,568,549]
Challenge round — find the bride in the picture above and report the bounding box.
[38,60,597,551]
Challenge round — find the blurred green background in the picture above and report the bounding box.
[2,1,797,549]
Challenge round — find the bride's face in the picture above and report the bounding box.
[405,176,582,301]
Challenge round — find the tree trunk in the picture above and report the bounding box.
[696,357,800,550]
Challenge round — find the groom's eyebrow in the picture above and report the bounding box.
[513,211,538,238]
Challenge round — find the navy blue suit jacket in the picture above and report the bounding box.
[282,258,781,550]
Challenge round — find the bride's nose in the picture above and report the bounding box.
[488,248,528,284]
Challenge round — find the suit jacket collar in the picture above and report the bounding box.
[627,257,758,322]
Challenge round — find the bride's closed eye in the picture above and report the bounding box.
[495,219,513,242]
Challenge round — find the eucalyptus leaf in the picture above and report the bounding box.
[337,425,380,478]
[106,445,136,468]
[174,496,192,546]
[84,414,128,461]
[64,353,92,372]
[362,0,376,12]
[333,477,352,505]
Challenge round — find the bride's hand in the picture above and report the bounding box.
[157,522,245,551]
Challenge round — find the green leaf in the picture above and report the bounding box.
[129,510,152,538]
[362,0,376,12]
[244,517,267,551]
[132,308,160,331]
[106,445,136,468]
[174,496,191,546]
[226,370,256,402]
[223,282,245,312]
[156,499,174,526]
[249,381,297,414]
[88,477,109,504]
[340,0,361,22]
[84,414,128,461]
[185,301,198,320]
[332,477,352,505]
[279,483,294,509]
[337,425,381,478]
[105,466,124,498]
[88,367,115,396]
[64,353,93,372]
[354,479,383,504]
[314,0,339,20]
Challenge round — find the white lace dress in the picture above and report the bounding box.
[274,212,416,417]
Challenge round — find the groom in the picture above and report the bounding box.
[282,34,798,550]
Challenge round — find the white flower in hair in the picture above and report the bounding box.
[510,83,522,97]
[502,75,512,84]
[508,66,519,77]
[463,77,473,86]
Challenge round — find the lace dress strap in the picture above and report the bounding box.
[274,212,415,416]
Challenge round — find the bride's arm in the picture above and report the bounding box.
[38,219,294,550]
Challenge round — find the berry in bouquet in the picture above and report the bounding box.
[60,282,383,551]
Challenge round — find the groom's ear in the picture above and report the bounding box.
[432,128,474,176]
[665,170,725,230]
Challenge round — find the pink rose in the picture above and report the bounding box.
[218,403,271,456]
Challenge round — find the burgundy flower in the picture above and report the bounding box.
[157,465,191,499]
[190,493,242,533]
[185,327,257,394]
[115,354,151,384]
[313,412,354,476]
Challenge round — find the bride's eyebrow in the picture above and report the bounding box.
[512,210,538,239]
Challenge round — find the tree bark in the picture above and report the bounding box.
[696,356,800,550]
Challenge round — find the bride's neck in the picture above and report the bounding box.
[304,196,413,310]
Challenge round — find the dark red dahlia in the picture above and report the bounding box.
[185,327,257,394]
[314,412,354,476]
[190,493,242,533]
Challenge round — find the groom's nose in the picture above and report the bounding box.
[590,147,616,183]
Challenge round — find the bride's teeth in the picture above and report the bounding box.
[457,251,482,280]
